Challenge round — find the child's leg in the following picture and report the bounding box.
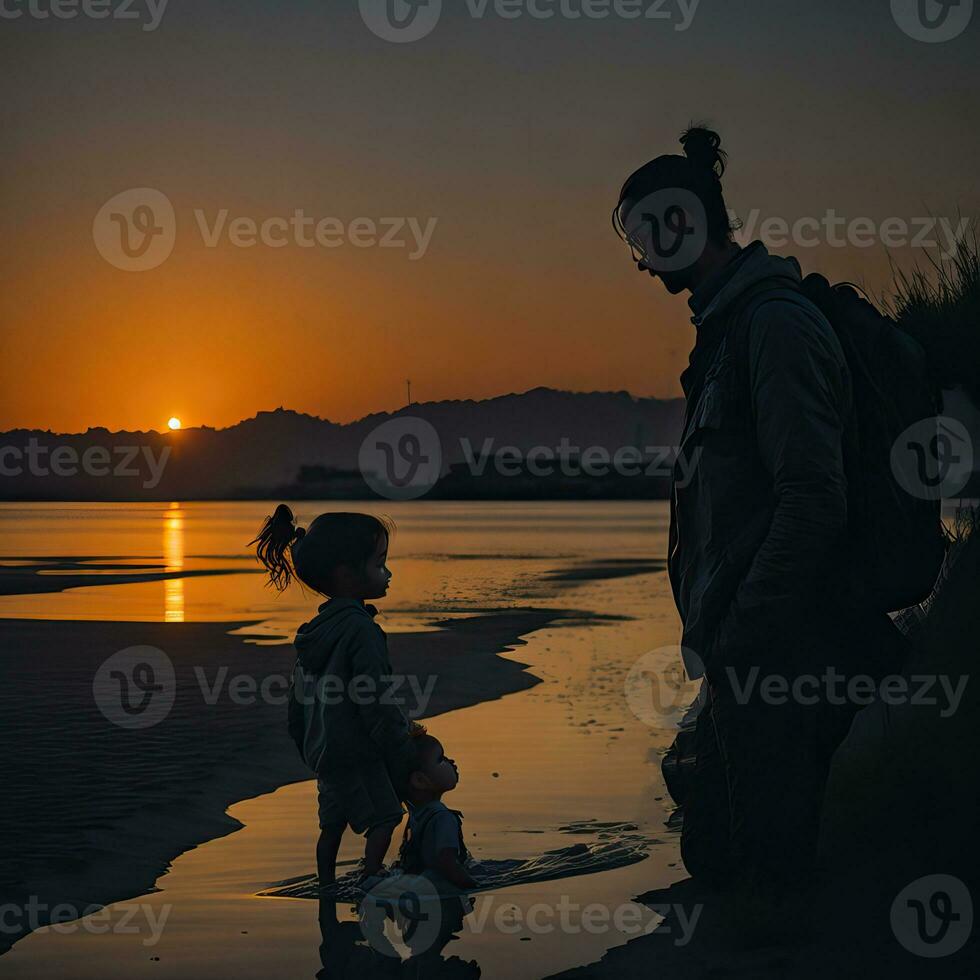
[317,827,345,887]
[316,778,347,888]
[362,821,398,876]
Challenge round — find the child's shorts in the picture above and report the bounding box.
[317,761,405,837]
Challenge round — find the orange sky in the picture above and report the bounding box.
[2,2,977,434]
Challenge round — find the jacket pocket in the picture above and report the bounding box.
[677,361,736,460]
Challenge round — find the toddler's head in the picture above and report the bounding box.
[251,504,394,599]
[402,731,460,805]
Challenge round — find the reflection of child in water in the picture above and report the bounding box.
[397,731,478,892]
[319,896,478,979]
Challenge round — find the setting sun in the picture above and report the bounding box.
[167,417,182,431]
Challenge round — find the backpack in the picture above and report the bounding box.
[731,273,948,613]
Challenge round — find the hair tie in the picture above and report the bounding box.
[293,526,307,543]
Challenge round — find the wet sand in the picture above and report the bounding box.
[2,562,689,979]
[0,606,610,955]
[0,556,253,596]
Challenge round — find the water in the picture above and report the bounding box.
[0,500,667,629]
[0,501,693,978]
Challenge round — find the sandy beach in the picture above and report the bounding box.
[0,503,667,967]
[5,500,975,978]
[0,506,686,978]
[0,603,614,955]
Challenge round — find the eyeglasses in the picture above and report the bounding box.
[612,204,652,267]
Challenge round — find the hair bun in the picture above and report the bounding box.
[680,125,727,179]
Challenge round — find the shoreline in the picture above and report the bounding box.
[0,606,617,956]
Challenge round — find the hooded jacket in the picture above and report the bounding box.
[287,598,414,779]
[669,242,853,677]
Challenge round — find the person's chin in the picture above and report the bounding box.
[660,276,688,295]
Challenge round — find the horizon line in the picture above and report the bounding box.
[0,385,685,438]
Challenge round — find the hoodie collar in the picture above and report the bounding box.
[316,597,379,619]
[688,241,802,329]
[293,597,381,668]
[678,241,804,402]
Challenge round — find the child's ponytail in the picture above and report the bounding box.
[251,503,306,591]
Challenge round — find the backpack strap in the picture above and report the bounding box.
[726,281,811,425]
[396,806,468,872]
[397,805,441,872]
[448,808,470,864]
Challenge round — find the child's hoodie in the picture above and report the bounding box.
[287,598,414,780]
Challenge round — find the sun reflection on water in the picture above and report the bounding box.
[163,502,185,623]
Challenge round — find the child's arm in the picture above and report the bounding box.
[349,621,416,773]
[286,659,308,762]
[432,847,478,891]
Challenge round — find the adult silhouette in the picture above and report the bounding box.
[613,127,908,908]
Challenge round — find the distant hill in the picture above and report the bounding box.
[0,388,687,501]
